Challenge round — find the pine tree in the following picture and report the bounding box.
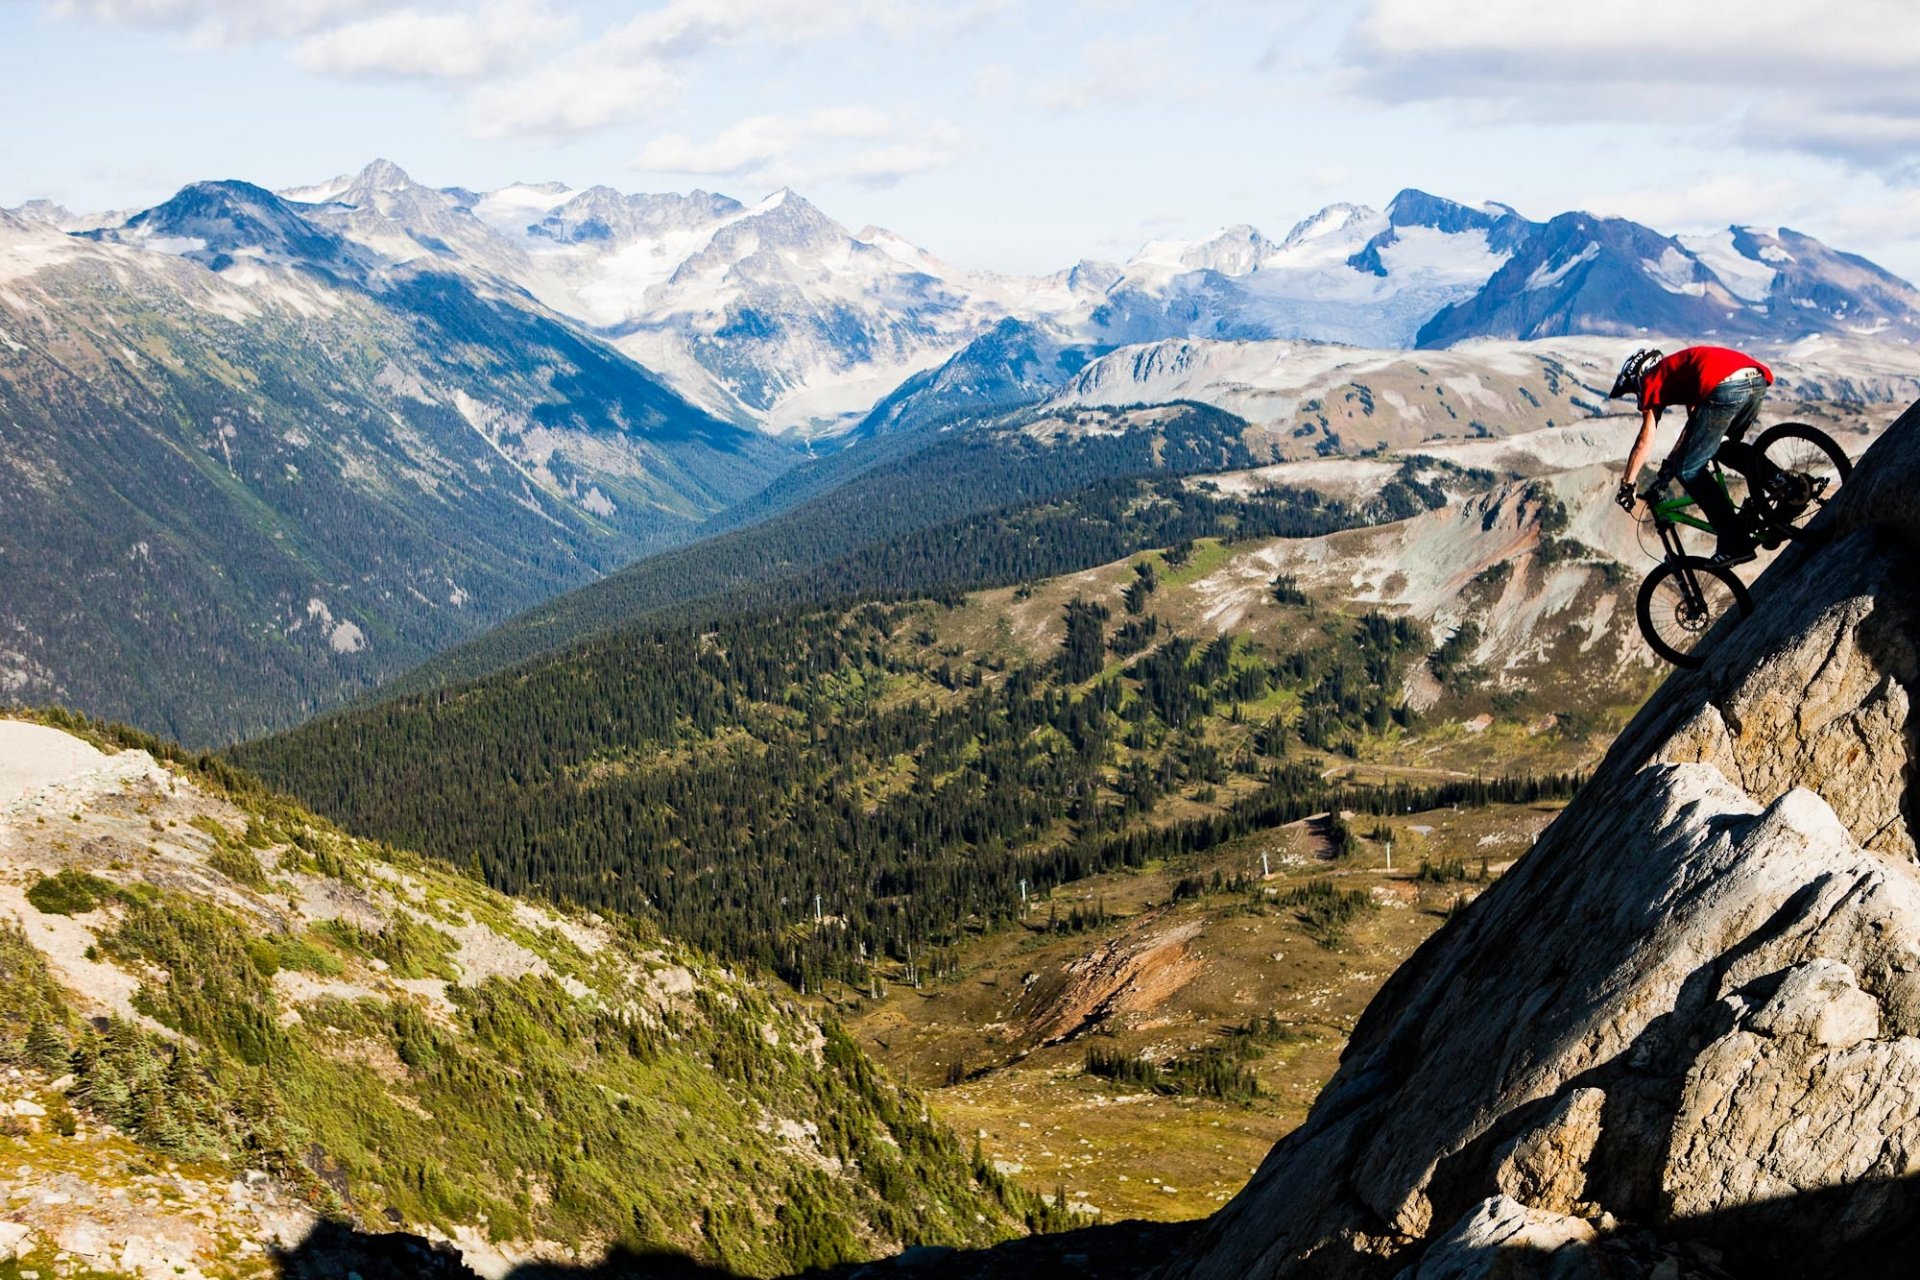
[24,1017,68,1074]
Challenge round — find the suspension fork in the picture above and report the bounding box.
[1660,520,1711,616]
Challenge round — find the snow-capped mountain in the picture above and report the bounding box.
[87,179,376,278]
[16,161,1920,450]
[0,183,788,742]
[266,163,1020,437]
[1417,213,1920,346]
[852,317,1102,438]
[1080,191,1528,349]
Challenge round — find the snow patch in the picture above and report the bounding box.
[1642,246,1706,297]
[1525,243,1599,291]
[1680,229,1777,302]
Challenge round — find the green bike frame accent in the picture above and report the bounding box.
[1650,465,1733,535]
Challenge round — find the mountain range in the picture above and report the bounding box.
[8,161,1920,742]
[24,162,1918,444]
[0,184,786,742]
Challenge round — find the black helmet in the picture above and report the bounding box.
[1609,347,1663,399]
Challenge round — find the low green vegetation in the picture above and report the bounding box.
[1277,879,1377,948]
[2,722,1046,1275]
[1082,1038,1265,1104]
[24,868,114,916]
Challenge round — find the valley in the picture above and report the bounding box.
[5,145,1920,1280]
[845,795,1564,1224]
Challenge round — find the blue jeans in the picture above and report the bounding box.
[1665,369,1766,554]
[1669,369,1766,480]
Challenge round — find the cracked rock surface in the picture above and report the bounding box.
[1170,405,1920,1280]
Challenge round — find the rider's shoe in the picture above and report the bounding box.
[1709,544,1757,567]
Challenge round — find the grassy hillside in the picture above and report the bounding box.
[847,794,1570,1223]
[0,711,1048,1276]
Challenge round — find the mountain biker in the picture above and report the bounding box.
[1610,345,1773,564]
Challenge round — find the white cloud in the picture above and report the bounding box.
[50,0,389,41]
[294,0,573,80]
[1343,0,1920,176]
[458,0,967,139]
[1033,35,1209,112]
[465,54,679,138]
[635,108,963,190]
[1576,174,1812,235]
[1308,164,1349,191]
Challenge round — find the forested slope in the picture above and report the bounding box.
[379,402,1288,694]
[236,512,1581,994]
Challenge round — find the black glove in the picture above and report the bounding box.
[1615,479,1638,513]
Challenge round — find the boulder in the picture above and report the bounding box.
[0,1221,33,1261]
[1396,1197,1596,1280]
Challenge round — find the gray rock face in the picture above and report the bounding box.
[1172,404,1920,1278]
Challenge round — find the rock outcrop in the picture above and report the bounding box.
[1171,402,1920,1279]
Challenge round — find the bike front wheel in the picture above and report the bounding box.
[1751,422,1851,540]
[1636,557,1754,668]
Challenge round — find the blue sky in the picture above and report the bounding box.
[6,0,1920,276]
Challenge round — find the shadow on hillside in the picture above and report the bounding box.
[1405,1176,1920,1280]
[264,1171,1920,1280]
[270,1216,1198,1280]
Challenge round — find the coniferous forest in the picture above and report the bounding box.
[236,536,1578,992]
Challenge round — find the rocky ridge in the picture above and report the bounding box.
[1170,403,1920,1276]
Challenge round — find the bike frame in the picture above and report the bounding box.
[1648,463,1730,536]
[1645,467,1730,627]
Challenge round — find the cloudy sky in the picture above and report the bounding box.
[5,0,1920,276]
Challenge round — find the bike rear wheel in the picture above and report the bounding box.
[1636,557,1753,668]
[1751,423,1850,540]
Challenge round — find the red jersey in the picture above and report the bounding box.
[1638,346,1773,413]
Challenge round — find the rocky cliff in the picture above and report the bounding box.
[1171,402,1920,1278]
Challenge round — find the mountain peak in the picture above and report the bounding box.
[353,158,417,193]
[101,179,361,274]
[1385,187,1524,233]
[1344,188,1535,279]
[1279,202,1380,249]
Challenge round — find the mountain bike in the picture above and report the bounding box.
[1634,422,1851,668]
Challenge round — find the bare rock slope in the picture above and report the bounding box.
[1171,402,1920,1278]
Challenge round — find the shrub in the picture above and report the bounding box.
[1414,857,1472,884]
[1269,573,1307,606]
[26,869,113,916]
[1278,879,1375,948]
